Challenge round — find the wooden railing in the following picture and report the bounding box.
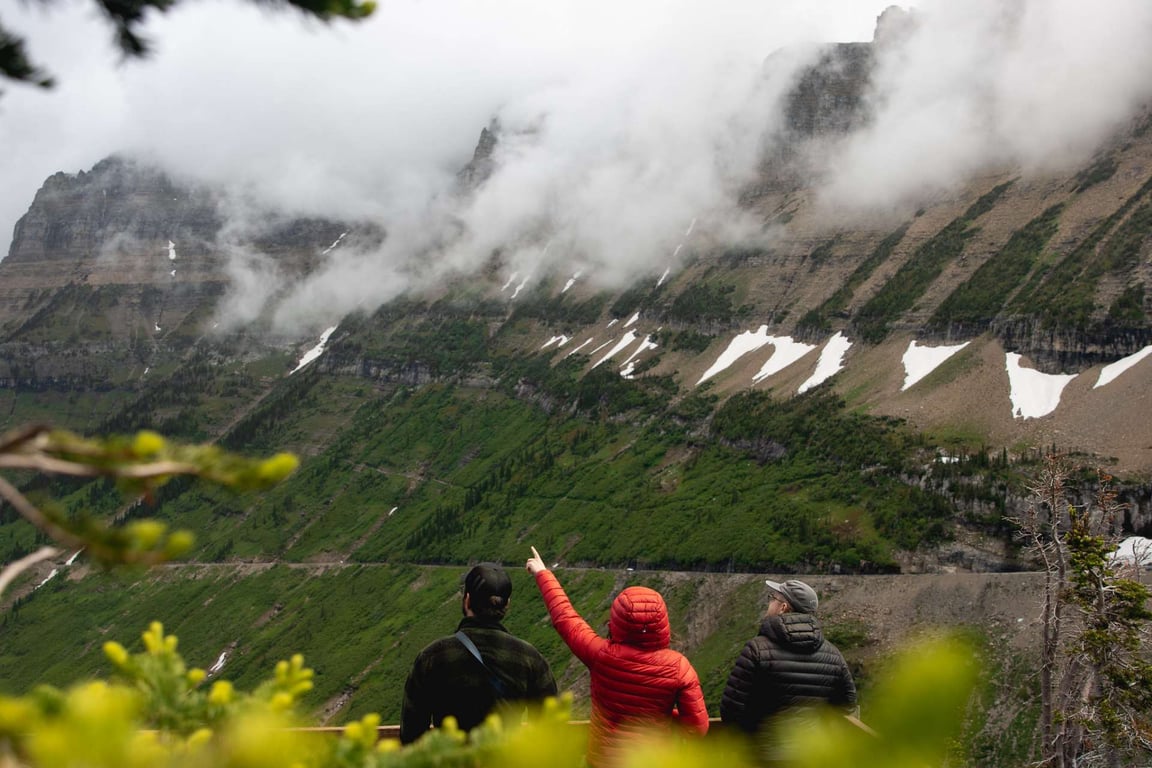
[296,715,876,741]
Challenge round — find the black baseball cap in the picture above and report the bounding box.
[464,563,512,608]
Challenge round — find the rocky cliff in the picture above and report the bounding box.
[1,21,1150,482]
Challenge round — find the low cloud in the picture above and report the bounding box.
[817,0,1152,213]
[4,0,1152,334]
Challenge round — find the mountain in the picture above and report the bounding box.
[0,19,1151,763]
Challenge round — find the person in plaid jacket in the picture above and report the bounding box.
[400,562,557,744]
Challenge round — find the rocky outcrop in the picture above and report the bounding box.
[782,42,873,137]
[456,123,500,191]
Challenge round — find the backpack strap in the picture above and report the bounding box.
[455,631,509,698]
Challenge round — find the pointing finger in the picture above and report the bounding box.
[531,546,541,560]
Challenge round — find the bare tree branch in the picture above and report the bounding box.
[0,545,61,600]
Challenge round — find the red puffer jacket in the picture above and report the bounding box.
[534,570,709,767]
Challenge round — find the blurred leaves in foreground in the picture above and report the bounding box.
[0,624,978,767]
[0,424,298,592]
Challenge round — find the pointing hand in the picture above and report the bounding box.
[526,546,547,575]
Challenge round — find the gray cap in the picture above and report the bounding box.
[765,579,819,613]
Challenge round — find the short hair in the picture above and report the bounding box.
[464,563,512,618]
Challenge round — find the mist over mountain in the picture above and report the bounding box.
[5,1,1152,327]
[4,2,1152,481]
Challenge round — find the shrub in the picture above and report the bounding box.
[0,623,979,768]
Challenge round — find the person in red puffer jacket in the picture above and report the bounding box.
[526,546,709,767]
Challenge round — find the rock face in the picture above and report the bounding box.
[456,123,500,191]
[6,158,221,280]
[1,20,1151,476]
[0,157,360,390]
[783,42,873,137]
[1,157,359,335]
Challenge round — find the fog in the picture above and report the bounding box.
[2,0,1150,333]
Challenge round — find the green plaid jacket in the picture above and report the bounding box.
[400,616,557,743]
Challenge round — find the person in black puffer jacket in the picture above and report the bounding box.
[720,579,857,764]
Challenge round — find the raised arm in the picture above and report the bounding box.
[526,547,607,666]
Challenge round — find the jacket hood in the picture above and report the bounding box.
[609,586,671,649]
[759,612,823,652]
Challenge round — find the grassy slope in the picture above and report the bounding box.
[105,374,959,574]
[0,562,871,726]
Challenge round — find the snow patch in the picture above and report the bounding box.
[1094,345,1152,388]
[753,337,818,383]
[799,333,852,393]
[510,274,530,300]
[564,338,595,358]
[698,326,773,385]
[167,241,176,261]
[1005,353,1076,419]
[321,232,348,255]
[35,569,58,589]
[902,340,970,391]
[541,335,571,350]
[1111,536,1152,568]
[209,651,228,674]
[620,335,659,378]
[624,312,640,328]
[588,339,613,356]
[592,331,638,369]
[291,325,338,375]
[561,271,582,293]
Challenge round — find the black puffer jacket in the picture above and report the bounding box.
[719,612,857,735]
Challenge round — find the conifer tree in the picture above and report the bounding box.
[1013,454,1152,767]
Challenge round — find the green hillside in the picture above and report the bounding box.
[0,561,876,727]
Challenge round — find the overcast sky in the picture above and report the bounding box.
[2,0,1151,332]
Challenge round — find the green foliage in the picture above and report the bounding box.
[510,292,608,329]
[1012,175,1152,331]
[70,363,966,575]
[1014,458,1152,765]
[805,238,838,270]
[854,182,1013,343]
[795,635,978,768]
[1062,507,1152,757]
[928,204,1063,333]
[1106,282,1146,326]
[656,328,715,353]
[609,281,666,319]
[1074,155,1120,192]
[0,426,297,571]
[796,224,910,334]
[334,302,497,381]
[709,390,952,556]
[666,282,739,325]
[0,618,984,768]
